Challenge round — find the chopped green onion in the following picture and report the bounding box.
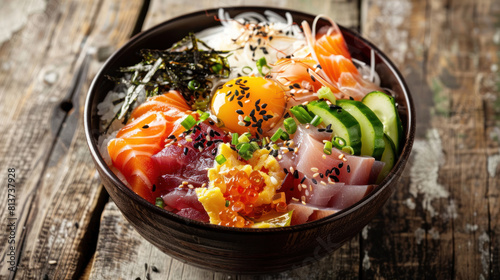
[323,141,333,155]
[283,117,297,134]
[256,57,271,76]
[244,116,251,122]
[211,63,223,73]
[261,137,268,147]
[188,79,201,91]
[232,133,239,145]
[242,66,253,75]
[181,115,197,130]
[238,134,250,143]
[280,131,290,141]
[310,115,323,127]
[290,106,313,124]
[270,128,284,142]
[332,136,346,149]
[197,112,210,123]
[317,86,336,104]
[155,197,164,208]
[250,141,260,151]
[238,143,253,160]
[225,200,230,207]
[342,146,354,155]
[215,154,227,165]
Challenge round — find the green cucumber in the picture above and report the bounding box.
[376,135,396,184]
[362,91,403,154]
[307,100,362,155]
[336,99,385,160]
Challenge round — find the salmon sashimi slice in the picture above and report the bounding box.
[108,112,168,203]
[107,92,191,203]
[129,90,191,121]
[300,17,382,100]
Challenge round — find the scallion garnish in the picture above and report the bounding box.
[342,146,354,155]
[188,79,201,91]
[155,197,164,208]
[280,131,290,141]
[215,154,227,165]
[270,128,284,142]
[238,134,250,143]
[225,200,230,207]
[283,117,297,134]
[181,115,197,130]
[290,106,313,124]
[310,115,323,127]
[323,141,333,155]
[231,133,239,145]
[317,86,336,104]
[256,57,271,76]
[244,115,251,122]
[332,136,346,149]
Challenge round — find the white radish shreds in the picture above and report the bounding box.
[196,9,307,78]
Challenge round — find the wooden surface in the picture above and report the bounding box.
[0,0,498,279]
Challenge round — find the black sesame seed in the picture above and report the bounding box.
[152,184,156,192]
[168,135,176,139]
[226,91,232,96]
[183,147,188,155]
[240,86,250,90]
[142,124,149,129]
[293,170,299,179]
[262,103,268,109]
[259,110,266,115]
[329,104,342,110]
[310,75,316,82]
[333,167,340,176]
[289,85,294,89]
[235,89,239,96]
[237,95,245,100]
[212,148,218,155]
[238,101,243,107]
[293,83,300,88]
[318,128,326,132]
[284,168,289,174]
[250,109,255,116]
[236,109,244,115]
[206,141,213,147]
[338,162,344,168]
[326,124,332,130]
[208,120,215,125]
[258,127,263,135]
[319,173,324,178]
[266,114,273,119]
[312,178,318,184]
[326,129,333,133]
[329,175,339,182]
[349,96,354,100]
[263,115,268,121]
[347,165,351,173]
[213,131,221,136]
[229,95,235,102]
[151,266,159,273]
[300,176,306,184]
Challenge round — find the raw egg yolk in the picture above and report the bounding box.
[211,77,286,136]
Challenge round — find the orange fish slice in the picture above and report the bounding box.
[130,90,190,120]
[108,111,169,203]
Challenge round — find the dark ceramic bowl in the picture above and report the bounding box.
[84,6,415,274]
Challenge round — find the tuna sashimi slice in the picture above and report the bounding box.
[287,202,315,226]
[328,185,375,210]
[175,208,209,223]
[296,134,375,185]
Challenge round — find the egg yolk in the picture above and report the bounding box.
[211,77,286,136]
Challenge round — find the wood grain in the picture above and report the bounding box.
[361,0,500,279]
[0,0,145,279]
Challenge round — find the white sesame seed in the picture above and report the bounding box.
[310,167,319,172]
[297,184,302,191]
[292,197,299,202]
[48,260,57,265]
[290,167,294,173]
[320,181,326,185]
[188,184,194,189]
[202,183,207,188]
[301,195,306,202]
[322,154,326,159]
[294,147,298,154]
[338,154,344,160]
[305,189,309,196]
[313,173,319,178]
[310,185,313,191]
[278,154,282,160]
[182,181,188,185]
[270,176,278,185]
[290,89,297,94]
[306,124,310,129]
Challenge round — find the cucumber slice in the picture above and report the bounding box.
[362,91,403,154]
[376,135,396,184]
[307,100,362,155]
[336,99,385,160]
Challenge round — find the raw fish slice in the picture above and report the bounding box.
[296,134,375,185]
[287,202,315,225]
[279,172,344,207]
[162,188,205,212]
[108,111,169,203]
[129,90,191,120]
[328,185,375,210]
[176,208,209,223]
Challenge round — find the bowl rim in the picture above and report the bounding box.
[84,6,415,234]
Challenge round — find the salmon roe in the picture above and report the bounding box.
[216,168,288,227]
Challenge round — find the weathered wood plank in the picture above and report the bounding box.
[0,0,145,278]
[361,0,499,279]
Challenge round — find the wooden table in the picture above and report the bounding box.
[1,0,498,279]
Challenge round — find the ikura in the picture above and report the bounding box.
[216,169,288,227]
